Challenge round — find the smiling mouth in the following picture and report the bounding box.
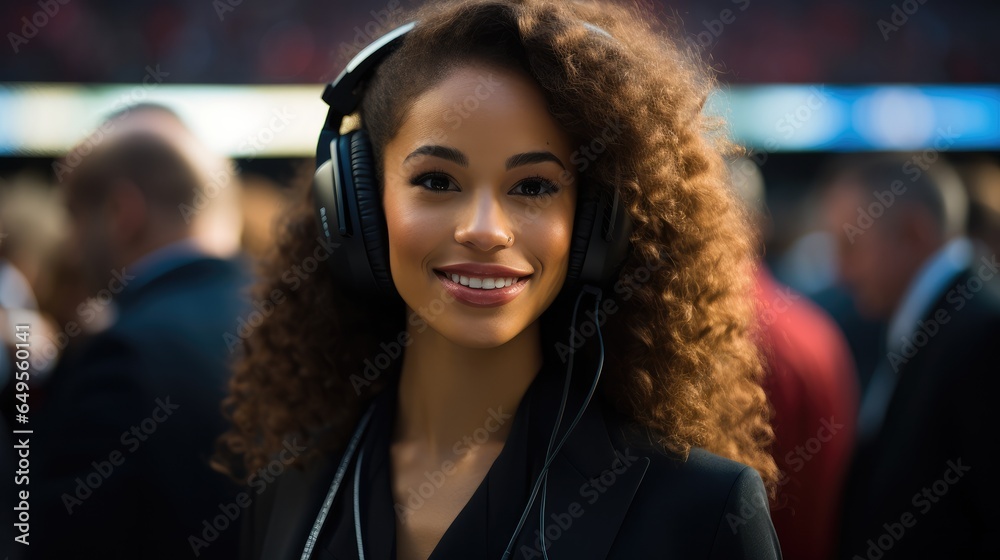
[433,270,531,290]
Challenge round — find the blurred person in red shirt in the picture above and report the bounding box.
[730,157,859,560]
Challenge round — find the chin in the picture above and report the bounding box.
[435,320,524,350]
[411,305,537,349]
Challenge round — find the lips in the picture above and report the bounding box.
[433,263,533,308]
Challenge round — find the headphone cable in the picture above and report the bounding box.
[539,287,606,560]
[502,285,605,560]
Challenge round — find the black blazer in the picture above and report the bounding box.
[838,268,1000,559]
[30,254,250,560]
[241,352,782,560]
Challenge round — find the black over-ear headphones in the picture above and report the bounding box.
[312,21,634,301]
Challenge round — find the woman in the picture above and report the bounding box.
[216,0,781,558]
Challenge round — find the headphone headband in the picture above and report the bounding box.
[321,21,416,119]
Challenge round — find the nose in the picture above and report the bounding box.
[454,188,514,251]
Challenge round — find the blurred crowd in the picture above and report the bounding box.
[3,1,999,558]
[0,104,301,559]
[0,97,997,558]
[3,0,998,84]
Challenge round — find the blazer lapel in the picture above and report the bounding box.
[256,372,650,560]
[520,396,650,560]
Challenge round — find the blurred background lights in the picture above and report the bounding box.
[854,87,937,149]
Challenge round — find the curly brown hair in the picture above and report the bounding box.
[214,0,777,493]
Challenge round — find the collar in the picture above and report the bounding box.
[259,351,650,560]
[886,237,972,351]
[119,238,208,298]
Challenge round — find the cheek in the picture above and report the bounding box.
[540,219,573,267]
[382,187,446,280]
[525,198,576,275]
[384,192,420,268]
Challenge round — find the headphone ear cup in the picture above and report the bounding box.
[565,186,633,290]
[345,129,397,298]
[566,188,599,287]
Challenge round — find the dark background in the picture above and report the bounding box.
[2,0,999,84]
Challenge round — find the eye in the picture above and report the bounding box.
[410,171,459,193]
[510,177,560,197]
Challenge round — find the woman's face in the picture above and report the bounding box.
[382,64,578,349]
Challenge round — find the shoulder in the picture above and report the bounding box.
[637,442,772,529]
[606,414,781,559]
[922,267,1000,372]
[605,407,763,496]
[105,256,250,354]
[942,266,1000,325]
[51,256,249,395]
[241,445,341,560]
[120,256,250,323]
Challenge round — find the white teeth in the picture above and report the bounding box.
[446,274,520,289]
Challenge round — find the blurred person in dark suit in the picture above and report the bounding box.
[30,113,250,559]
[825,154,1000,559]
[729,158,859,560]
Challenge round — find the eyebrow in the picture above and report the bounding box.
[402,145,566,171]
[403,145,467,167]
[505,151,566,171]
